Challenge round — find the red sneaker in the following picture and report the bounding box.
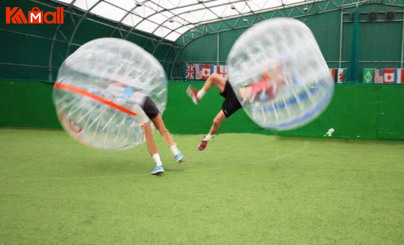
[197,140,208,151]
[186,85,199,105]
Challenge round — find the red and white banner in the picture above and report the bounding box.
[185,63,228,80]
[185,63,194,79]
[201,64,211,80]
[383,69,395,84]
[337,68,347,83]
[216,65,228,79]
[374,69,384,84]
[395,69,404,84]
[194,64,202,80]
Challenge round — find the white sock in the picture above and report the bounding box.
[203,133,213,141]
[152,154,163,166]
[197,88,206,100]
[170,145,180,156]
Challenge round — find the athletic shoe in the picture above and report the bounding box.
[150,165,164,175]
[186,85,199,105]
[174,153,185,163]
[197,140,208,151]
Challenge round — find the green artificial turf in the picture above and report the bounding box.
[1,128,404,244]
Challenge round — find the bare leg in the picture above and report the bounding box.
[151,114,184,162]
[142,122,158,156]
[197,110,227,151]
[187,73,227,105]
[143,122,165,174]
[202,73,227,93]
[192,73,229,151]
[151,114,175,147]
[208,110,227,135]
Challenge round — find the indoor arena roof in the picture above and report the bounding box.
[55,0,320,41]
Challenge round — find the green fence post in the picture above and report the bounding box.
[349,7,359,83]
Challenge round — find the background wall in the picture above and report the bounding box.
[173,3,404,81]
[2,1,403,81]
[1,81,403,140]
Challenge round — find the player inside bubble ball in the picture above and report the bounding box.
[186,64,284,151]
[107,82,185,175]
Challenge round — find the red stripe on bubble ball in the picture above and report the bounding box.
[54,82,136,116]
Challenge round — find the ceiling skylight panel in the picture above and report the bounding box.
[162,19,183,31]
[54,0,323,42]
[132,4,157,18]
[165,32,182,41]
[169,16,190,26]
[153,26,172,38]
[262,0,285,9]
[285,0,304,5]
[232,1,250,14]
[121,13,144,26]
[57,0,73,4]
[136,20,159,33]
[175,25,195,35]
[154,0,177,9]
[175,0,199,8]
[91,2,127,22]
[203,0,230,8]
[178,11,198,24]
[73,0,100,11]
[148,12,174,25]
[142,1,165,12]
[190,8,217,23]
[283,0,306,7]
[106,0,136,11]
[170,4,204,15]
[210,4,235,18]
[145,1,165,12]
[210,5,227,17]
[248,0,267,11]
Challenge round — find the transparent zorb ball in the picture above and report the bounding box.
[53,38,167,149]
[227,18,334,131]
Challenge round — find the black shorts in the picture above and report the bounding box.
[141,96,160,120]
[220,81,242,118]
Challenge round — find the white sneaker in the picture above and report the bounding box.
[174,153,185,163]
[150,165,164,175]
[186,86,199,105]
